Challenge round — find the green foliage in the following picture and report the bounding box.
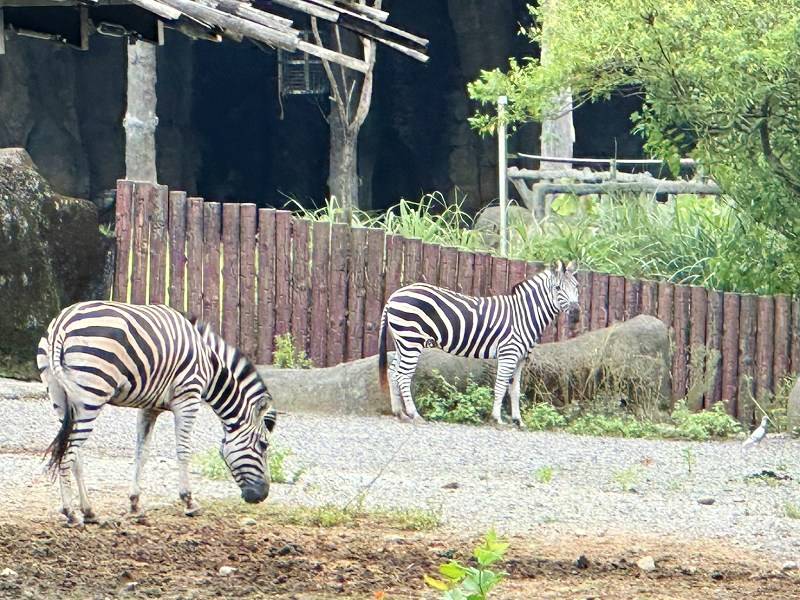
[611,465,643,492]
[193,448,231,481]
[416,372,494,425]
[533,465,554,484]
[507,194,800,295]
[784,503,800,519]
[425,530,509,600]
[273,333,313,369]
[278,502,440,530]
[469,0,800,262]
[193,439,303,484]
[522,402,566,431]
[669,400,742,440]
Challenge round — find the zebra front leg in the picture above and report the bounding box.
[509,359,526,429]
[129,408,162,515]
[172,398,203,516]
[491,356,518,425]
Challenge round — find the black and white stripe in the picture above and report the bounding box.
[378,261,580,425]
[38,301,276,526]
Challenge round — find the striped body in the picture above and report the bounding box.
[379,262,580,424]
[38,301,276,525]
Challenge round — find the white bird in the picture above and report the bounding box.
[741,415,769,452]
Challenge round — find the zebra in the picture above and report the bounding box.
[378,261,580,426]
[37,301,277,526]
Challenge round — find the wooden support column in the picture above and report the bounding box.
[125,40,158,182]
[0,10,5,56]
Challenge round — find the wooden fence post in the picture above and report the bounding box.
[186,198,204,319]
[687,286,708,410]
[147,185,168,305]
[347,227,368,361]
[202,202,222,332]
[291,218,311,355]
[737,295,758,423]
[755,295,775,404]
[705,290,723,407]
[168,191,187,312]
[239,204,257,358]
[256,209,277,364]
[113,180,134,303]
[273,211,292,339]
[309,221,331,367]
[363,228,386,357]
[327,223,349,366]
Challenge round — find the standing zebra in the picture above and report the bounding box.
[37,301,277,526]
[378,261,580,425]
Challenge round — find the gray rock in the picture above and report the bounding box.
[697,497,716,505]
[782,561,798,572]
[218,566,236,577]
[239,518,257,527]
[0,568,18,579]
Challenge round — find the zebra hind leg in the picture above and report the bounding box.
[129,408,162,515]
[509,360,526,429]
[393,348,424,422]
[53,403,100,527]
[387,358,404,417]
[72,451,98,523]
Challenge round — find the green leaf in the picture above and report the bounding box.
[439,561,469,581]
[423,575,450,591]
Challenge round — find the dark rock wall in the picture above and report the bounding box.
[0,6,642,211]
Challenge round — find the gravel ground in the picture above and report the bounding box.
[1,377,799,564]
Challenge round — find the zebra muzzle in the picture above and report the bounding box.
[241,481,269,503]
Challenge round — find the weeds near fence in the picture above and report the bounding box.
[273,333,313,369]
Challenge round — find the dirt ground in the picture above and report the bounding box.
[0,501,797,600]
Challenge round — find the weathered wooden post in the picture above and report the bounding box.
[124,40,158,182]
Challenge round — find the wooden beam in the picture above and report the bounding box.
[296,38,368,72]
[0,9,5,55]
[266,0,339,21]
[158,0,300,50]
[208,0,297,34]
[338,12,427,59]
[129,0,183,21]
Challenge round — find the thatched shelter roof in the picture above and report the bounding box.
[0,0,428,71]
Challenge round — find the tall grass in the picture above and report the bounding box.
[294,192,797,296]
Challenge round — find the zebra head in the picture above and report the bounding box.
[549,260,580,318]
[195,321,277,503]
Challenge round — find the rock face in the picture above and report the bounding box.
[473,204,534,249]
[258,315,671,417]
[0,148,105,378]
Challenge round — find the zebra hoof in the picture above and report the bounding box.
[184,504,203,517]
[82,509,100,524]
[63,513,84,529]
[512,418,526,430]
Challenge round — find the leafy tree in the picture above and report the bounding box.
[468,1,800,249]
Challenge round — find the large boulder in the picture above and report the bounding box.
[257,315,671,418]
[473,204,534,249]
[0,148,105,378]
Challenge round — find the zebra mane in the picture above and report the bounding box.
[190,316,269,407]
[510,269,551,295]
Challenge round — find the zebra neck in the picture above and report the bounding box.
[202,350,246,429]
[513,287,558,341]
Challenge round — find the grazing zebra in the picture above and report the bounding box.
[378,261,580,425]
[37,301,277,526]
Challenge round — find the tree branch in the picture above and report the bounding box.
[759,96,800,195]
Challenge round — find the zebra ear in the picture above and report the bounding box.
[566,260,576,273]
[555,260,565,273]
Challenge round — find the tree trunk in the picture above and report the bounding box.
[124,41,158,183]
[328,103,359,223]
[539,1,574,172]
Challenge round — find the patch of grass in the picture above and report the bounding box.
[611,465,643,492]
[784,503,800,519]
[533,465,554,484]
[193,448,230,481]
[681,446,696,475]
[272,503,441,531]
[273,333,313,369]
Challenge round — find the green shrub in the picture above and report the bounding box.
[523,402,567,431]
[533,465,554,484]
[273,333,313,369]
[425,530,509,600]
[193,439,303,484]
[670,400,742,440]
[416,373,494,425]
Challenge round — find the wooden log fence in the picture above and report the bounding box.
[113,180,800,423]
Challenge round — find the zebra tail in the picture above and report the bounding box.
[44,326,78,479]
[45,401,74,480]
[378,307,388,392]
